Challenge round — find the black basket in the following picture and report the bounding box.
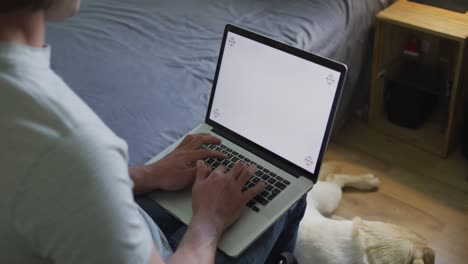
[384,62,444,129]
[385,81,438,129]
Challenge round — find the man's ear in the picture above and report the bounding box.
[44,0,80,21]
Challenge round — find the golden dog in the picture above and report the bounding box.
[295,164,435,264]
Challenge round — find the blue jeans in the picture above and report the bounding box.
[137,196,307,264]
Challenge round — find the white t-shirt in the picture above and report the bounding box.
[0,43,171,263]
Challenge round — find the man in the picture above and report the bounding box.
[0,1,306,263]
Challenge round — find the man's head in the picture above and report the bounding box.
[0,0,80,21]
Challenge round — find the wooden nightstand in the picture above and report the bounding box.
[368,0,468,157]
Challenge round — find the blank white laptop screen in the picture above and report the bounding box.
[210,32,341,173]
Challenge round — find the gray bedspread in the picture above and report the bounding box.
[46,0,386,165]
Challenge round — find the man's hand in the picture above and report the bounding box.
[164,161,264,264]
[129,134,225,195]
[190,160,265,241]
[145,159,265,264]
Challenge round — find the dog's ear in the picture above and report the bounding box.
[365,240,414,264]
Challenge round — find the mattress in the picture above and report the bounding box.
[46,0,387,165]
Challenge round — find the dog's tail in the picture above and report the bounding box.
[412,247,435,264]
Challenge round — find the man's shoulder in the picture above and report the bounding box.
[0,67,107,134]
[0,65,126,158]
[0,68,128,197]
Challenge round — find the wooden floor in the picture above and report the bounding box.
[322,120,468,264]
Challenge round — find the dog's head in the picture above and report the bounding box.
[353,218,435,264]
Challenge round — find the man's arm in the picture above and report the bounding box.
[146,215,219,264]
[147,215,220,264]
[130,134,264,263]
[147,161,264,264]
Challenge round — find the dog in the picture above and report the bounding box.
[295,164,435,264]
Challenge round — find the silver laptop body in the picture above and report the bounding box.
[149,24,347,257]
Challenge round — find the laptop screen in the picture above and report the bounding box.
[209,31,342,173]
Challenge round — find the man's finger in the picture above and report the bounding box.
[189,164,212,179]
[177,134,195,149]
[195,160,210,182]
[237,165,256,184]
[186,134,221,149]
[211,164,227,176]
[242,182,265,204]
[188,149,225,162]
[227,161,246,180]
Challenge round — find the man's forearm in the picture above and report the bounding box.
[167,215,222,264]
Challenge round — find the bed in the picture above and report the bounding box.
[46,0,390,166]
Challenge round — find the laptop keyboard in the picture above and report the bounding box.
[202,143,290,213]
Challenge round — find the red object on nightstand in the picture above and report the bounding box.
[403,38,421,57]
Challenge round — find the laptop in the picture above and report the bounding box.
[149,24,347,257]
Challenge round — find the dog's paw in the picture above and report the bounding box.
[362,173,381,189]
